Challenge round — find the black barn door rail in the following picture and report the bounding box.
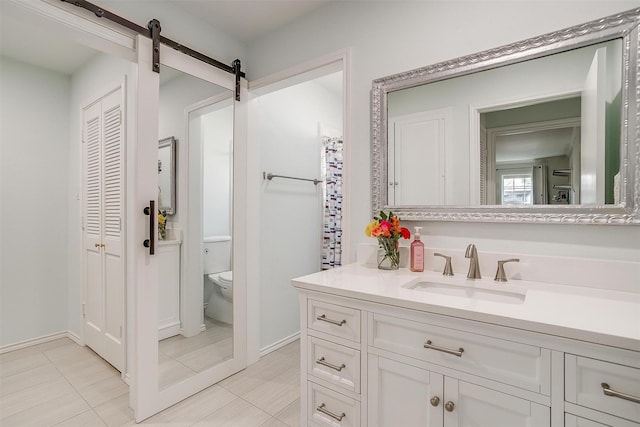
[60,0,244,100]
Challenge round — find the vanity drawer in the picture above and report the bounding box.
[308,382,360,427]
[566,355,640,423]
[308,337,360,393]
[564,413,636,427]
[308,299,361,343]
[370,313,550,394]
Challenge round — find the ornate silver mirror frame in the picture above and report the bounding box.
[371,8,640,224]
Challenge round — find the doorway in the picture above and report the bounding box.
[248,54,349,357]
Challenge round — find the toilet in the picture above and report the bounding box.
[203,236,233,324]
[209,270,233,302]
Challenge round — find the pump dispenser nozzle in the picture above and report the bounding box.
[414,226,423,239]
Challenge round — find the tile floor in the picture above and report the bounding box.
[0,337,300,426]
[158,318,233,389]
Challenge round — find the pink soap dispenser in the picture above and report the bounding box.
[410,226,424,272]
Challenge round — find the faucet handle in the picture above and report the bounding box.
[434,253,454,276]
[494,259,520,282]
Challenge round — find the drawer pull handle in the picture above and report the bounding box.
[601,383,640,404]
[317,403,346,422]
[424,340,464,357]
[316,357,346,372]
[317,314,346,326]
[430,396,440,407]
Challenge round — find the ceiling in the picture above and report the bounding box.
[176,1,333,44]
[495,127,578,163]
[0,0,334,75]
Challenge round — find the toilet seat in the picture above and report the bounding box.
[218,271,232,284]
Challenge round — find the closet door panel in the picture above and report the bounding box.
[102,89,125,371]
[83,101,104,354]
[82,87,125,372]
[84,248,104,352]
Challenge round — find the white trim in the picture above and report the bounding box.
[249,49,348,91]
[259,332,301,358]
[0,331,81,354]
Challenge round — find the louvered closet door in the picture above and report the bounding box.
[82,87,125,372]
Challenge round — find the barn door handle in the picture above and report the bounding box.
[143,200,155,255]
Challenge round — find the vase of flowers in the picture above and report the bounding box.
[365,211,411,270]
[158,210,167,240]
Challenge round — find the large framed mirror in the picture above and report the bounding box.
[372,8,640,224]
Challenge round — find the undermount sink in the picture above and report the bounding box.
[404,280,527,304]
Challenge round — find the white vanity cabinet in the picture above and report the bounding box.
[157,239,181,340]
[299,292,553,427]
[368,355,549,427]
[294,272,640,427]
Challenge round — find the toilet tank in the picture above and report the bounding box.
[203,236,231,275]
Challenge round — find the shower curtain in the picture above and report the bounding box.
[321,136,343,270]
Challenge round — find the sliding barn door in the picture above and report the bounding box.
[82,86,125,372]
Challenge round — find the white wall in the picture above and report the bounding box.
[202,102,234,238]
[0,57,71,346]
[257,78,342,349]
[246,1,640,268]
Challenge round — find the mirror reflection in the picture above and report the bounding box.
[386,38,622,206]
[156,65,234,389]
[158,136,176,214]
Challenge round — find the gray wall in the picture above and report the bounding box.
[1,57,71,345]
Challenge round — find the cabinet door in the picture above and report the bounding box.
[451,380,550,427]
[368,354,443,427]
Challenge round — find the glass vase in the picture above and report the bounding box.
[377,238,400,270]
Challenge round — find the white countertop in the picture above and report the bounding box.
[292,263,640,352]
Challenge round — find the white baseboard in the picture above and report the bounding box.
[259,331,300,358]
[0,331,77,354]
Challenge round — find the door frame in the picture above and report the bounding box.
[484,117,581,205]
[246,48,352,363]
[469,90,581,205]
[80,82,128,374]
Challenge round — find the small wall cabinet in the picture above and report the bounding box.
[295,291,639,427]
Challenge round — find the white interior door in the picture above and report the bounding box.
[581,47,607,205]
[389,109,448,205]
[133,38,247,421]
[82,86,125,372]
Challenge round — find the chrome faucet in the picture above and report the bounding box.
[494,259,520,282]
[465,244,481,279]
